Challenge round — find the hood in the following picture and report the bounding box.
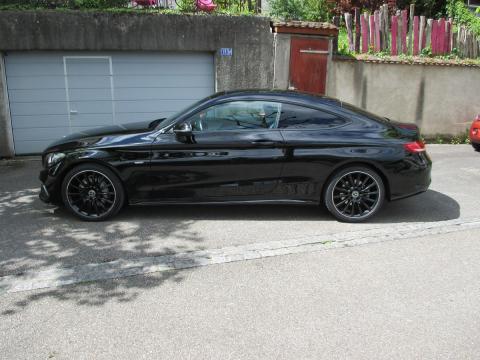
[44,119,165,153]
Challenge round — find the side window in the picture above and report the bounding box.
[188,101,282,132]
[278,103,347,129]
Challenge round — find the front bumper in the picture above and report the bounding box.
[38,162,64,204]
[39,184,51,203]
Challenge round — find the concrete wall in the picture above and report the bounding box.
[0,53,14,157]
[0,11,275,157]
[327,59,480,136]
[0,11,274,91]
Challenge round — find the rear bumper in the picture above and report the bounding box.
[388,152,432,201]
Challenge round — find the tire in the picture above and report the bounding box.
[472,143,480,152]
[61,163,125,221]
[324,166,385,223]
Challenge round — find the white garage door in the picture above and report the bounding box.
[5,52,215,154]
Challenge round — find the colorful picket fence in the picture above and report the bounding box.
[341,4,480,58]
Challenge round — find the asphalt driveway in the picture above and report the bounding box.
[1,144,479,359]
[0,145,471,277]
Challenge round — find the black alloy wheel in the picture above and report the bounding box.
[61,164,125,221]
[324,166,385,222]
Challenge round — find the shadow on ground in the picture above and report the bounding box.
[115,189,460,224]
[0,160,460,315]
[0,161,205,315]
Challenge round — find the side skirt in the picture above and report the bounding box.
[130,199,319,206]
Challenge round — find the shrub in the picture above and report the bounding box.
[0,0,131,9]
[269,0,332,21]
[447,0,480,37]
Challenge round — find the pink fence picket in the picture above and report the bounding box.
[391,15,398,55]
[401,10,408,53]
[438,18,445,54]
[361,15,369,53]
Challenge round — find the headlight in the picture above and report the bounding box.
[45,152,65,167]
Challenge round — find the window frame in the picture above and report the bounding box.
[275,101,352,131]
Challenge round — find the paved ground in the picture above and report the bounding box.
[0,144,479,359]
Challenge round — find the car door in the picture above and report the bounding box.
[148,100,285,202]
[277,103,350,201]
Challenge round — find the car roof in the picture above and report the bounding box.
[208,89,342,109]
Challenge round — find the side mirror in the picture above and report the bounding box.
[173,122,192,135]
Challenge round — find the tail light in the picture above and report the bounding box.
[404,140,426,153]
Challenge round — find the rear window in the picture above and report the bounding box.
[278,103,347,129]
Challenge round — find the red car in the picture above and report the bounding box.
[470,114,480,152]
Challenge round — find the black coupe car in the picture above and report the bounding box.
[39,90,431,222]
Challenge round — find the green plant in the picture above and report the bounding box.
[420,46,432,57]
[434,135,444,144]
[176,0,195,12]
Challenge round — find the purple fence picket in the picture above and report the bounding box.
[439,18,445,54]
[413,16,419,55]
[361,14,369,53]
[391,15,398,55]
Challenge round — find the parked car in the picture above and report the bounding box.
[469,114,480,152]
[39,90,432,222]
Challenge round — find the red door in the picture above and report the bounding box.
[289,37,329,95]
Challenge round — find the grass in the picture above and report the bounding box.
[423,129,471,145]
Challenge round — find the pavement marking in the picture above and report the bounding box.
[2,217,480,294]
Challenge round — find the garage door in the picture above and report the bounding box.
[5,52,215,154]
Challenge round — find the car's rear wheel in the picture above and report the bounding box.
[61,163,125,221]
[324,166,385,223]
[472,143,480,152]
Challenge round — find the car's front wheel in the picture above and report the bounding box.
[61,163,125,221]
[324,166,385,223]
[472,143,480,152]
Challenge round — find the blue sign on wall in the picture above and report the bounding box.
[220,48,233,56]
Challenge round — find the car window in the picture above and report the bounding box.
[187,101,282,132]
[278,103,347,129]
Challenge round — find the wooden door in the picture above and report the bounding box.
[289,37,329,95]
